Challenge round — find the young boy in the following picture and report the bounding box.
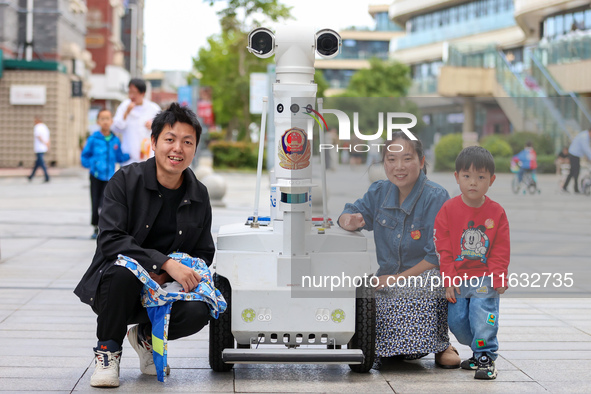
[433,146,510,380]
[512,141,538,184]
[81,109,129,239]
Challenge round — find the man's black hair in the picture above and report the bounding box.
[151,103,202,148]
[129,78,147,94]
[455,145,495,175]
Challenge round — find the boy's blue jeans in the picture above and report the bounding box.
[447,275,500,361]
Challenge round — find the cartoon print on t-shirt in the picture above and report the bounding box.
[455,220,489,263]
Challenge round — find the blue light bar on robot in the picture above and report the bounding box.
[280,193,308,204]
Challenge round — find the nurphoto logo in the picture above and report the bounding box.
[303,102,418,154]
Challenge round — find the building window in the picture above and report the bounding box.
[542,7,591,39]
[406,0,513,35]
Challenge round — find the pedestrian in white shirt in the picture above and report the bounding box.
[563,129,591,193]
[28,116,51,182]
[112,78,161,166]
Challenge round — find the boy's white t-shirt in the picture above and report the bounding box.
[33,123,50,153]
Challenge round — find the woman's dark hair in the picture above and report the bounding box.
[455,146,495,175]
[382,131,427,175]
[151,103,202,148]
[129,78,147,94]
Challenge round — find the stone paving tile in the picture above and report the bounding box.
[0,367,85,380]
[538,382,591,393]
[501,350,591,360]
[169,357,212,369]
[74,367,235,392]
[498,341,591,351]
[388,381,546,393]
[233,365,392,393]
[0,329,94,340]
[0,356,92,369]
[0,379,81,392]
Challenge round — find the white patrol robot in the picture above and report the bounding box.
[209,25,375,373]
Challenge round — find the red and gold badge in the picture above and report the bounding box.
[278,127,311,170]
[411,230,421,240]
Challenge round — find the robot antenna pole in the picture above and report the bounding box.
[317,98,330,227]
[252,96,269,228]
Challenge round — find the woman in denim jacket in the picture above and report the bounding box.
[339,132,460,369]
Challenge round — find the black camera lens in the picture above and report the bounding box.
[252,31,273,55]
[317,33,339,56]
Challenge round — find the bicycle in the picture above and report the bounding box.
[579,164,591,195]
[511,167,540,195]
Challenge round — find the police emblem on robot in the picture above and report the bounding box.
[278,127,311,170]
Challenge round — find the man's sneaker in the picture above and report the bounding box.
[90,342,121,387]
[127,325,170,376]
[474,355,497,380]
[460,355,478,370]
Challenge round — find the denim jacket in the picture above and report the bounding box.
[340,171,450,276]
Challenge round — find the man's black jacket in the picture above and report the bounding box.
[74,157,215,307]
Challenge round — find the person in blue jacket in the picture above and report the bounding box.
[81,109,130,239]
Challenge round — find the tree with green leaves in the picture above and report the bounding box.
[192,0,292,141]
[321,58,421,141]
[342,57,412,97]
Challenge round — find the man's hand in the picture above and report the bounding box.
[446,286,460,303]
[149,271,172,286]
[145,120,153,130]
[161,258,202,292]
[124,102,136,119]
[339,213,365,231]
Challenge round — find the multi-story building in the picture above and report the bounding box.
[0,0,93,167]
[86,0,147,132]
[316,4,405,96]
[121,0,144,78]
[144,70,188,109]
[86,0,129,113]
[389,0,591,149]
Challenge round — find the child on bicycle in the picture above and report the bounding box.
[512,141,538,184]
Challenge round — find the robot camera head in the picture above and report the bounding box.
[247,27,275,58]
[315,29,341,59]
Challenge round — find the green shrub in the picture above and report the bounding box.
[537,154,556,174]
[494,157,512,173]
[480,135,513,158]
[209,141,260,169]
[208,131,225,142]
[434,133,463,171]
[504,132,554,155]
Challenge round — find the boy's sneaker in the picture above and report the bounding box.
[460,355,478,370]
[90,341,121,387]
[474,355,497,380]
[127,325,170,376]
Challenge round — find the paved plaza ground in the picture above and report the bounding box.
[1,161,590,393]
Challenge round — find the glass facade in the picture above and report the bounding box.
[542,8,591,39]
[409,60,443,95]
[395,0,515,50]
[322,69,357,89]
[407,0,513,33]
[375,11,404,32]
[339,40,390,60]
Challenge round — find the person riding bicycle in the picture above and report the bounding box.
[512,141,538,184]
